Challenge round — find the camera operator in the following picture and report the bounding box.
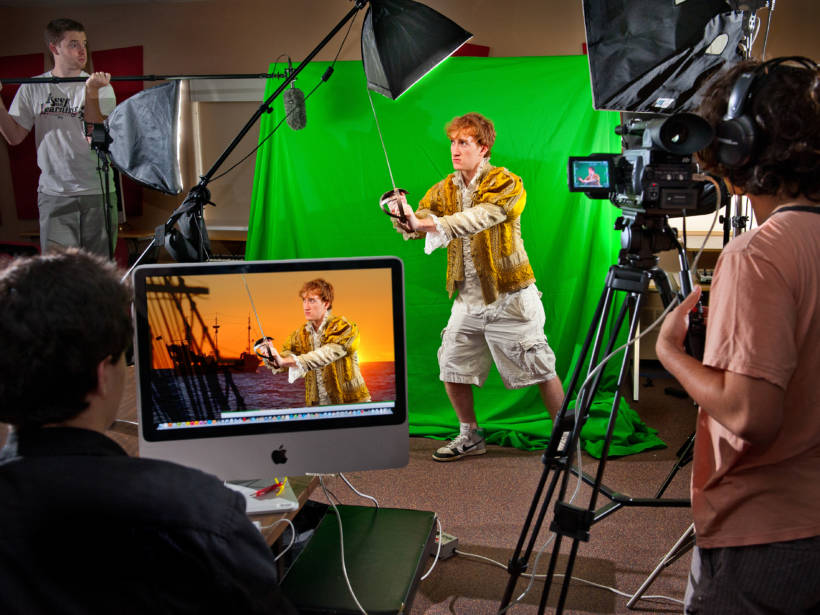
[656,57,820,614]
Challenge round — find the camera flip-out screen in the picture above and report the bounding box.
[568,155,614,198]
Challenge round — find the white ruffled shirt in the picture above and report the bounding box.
[424,159,519,315]
[288,311,331,405]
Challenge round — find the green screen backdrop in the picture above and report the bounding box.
[246,55,665,457]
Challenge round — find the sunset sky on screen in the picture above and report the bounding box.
[147,268,395,368]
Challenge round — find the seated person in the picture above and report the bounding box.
[257,278,370,406]
[0,248,296,614]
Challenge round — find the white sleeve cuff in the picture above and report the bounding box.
[423,214,449,254]
[287,359,307,383]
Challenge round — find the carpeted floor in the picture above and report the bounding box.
[310,368,697,615]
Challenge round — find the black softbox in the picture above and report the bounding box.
[583,0,747,114]
[362,0,472,100]
[105,81,183,194]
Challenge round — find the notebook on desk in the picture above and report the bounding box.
[225,478,299,514]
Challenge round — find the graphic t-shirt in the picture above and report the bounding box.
[9,71,116,196]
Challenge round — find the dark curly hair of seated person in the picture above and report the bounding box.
[0,248,133,430]
[695,58,820,201]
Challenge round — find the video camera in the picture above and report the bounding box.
[568,112,717,216]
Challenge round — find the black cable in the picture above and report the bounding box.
[208,12,358,184]
[94,147,115,260]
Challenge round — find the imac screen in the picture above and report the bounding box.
[134,256,408,481]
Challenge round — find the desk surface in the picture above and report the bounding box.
[111,366,318,546]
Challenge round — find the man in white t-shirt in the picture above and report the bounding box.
[0,18,117,257]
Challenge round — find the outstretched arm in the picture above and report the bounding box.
[425,168,524,241]
[656,287,785,447]
[0,82,30,146]
[289,344,347,371]
[387,193,438,234]
[257,334,349,376]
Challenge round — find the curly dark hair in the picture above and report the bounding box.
[695,57,820,200]
[0,249,133,429]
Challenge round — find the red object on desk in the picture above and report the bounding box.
[253,479,285,498]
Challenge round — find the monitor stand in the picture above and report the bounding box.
[225,478,300,514]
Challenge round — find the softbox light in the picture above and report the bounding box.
[362,0,472,100]
[105,81,183,194]
[583,0,747,114]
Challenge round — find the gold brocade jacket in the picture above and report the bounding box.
[399,163,535,304]
[272,315,370,406]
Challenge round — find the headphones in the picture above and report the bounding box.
[716,56,818,168]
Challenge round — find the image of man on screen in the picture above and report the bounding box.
[576,165,602,186]
[257,278,371,407]
[0,249,296,614]
[385,112,564,462]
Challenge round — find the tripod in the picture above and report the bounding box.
[120,0,372,279]
[89,123,119,261]
[499,212,702,614]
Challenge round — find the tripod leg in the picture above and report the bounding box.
[498,423,577,611]
[499,279,615,614]
[626,523,695,609]
[654,431,695,498]
[543,273,650,614]
[501,265,656,615]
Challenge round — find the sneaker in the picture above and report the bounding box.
[432,429,486,462]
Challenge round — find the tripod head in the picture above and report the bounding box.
[89,123,113,154]
[615,209,705,359]
[615,210,681,270]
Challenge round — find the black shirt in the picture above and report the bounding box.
[0,427,296,615]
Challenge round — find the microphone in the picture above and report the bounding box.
[282,59,306,130]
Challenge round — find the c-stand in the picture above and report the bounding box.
[122,0,370,280]
[89,123,119,261]
[499,211,702,614]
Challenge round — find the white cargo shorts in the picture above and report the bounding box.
[438,284,558,389]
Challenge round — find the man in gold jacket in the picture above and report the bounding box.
[388,112,564,461]
[258,279,370,407]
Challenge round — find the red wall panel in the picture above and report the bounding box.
[0,52,44,221]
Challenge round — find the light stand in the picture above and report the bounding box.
[499,212,702,615]
[125,1,368,273]
[122,0,471,277]
[89,123,117,261]
[4,0,470,275]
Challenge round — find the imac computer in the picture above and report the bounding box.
[133,256,408,509]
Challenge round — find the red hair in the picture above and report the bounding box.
[299,278,333,308]
[445,112,495,157]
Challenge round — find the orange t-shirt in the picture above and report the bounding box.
[693,205,820,548]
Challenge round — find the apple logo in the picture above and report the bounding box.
[271,445,288,465]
